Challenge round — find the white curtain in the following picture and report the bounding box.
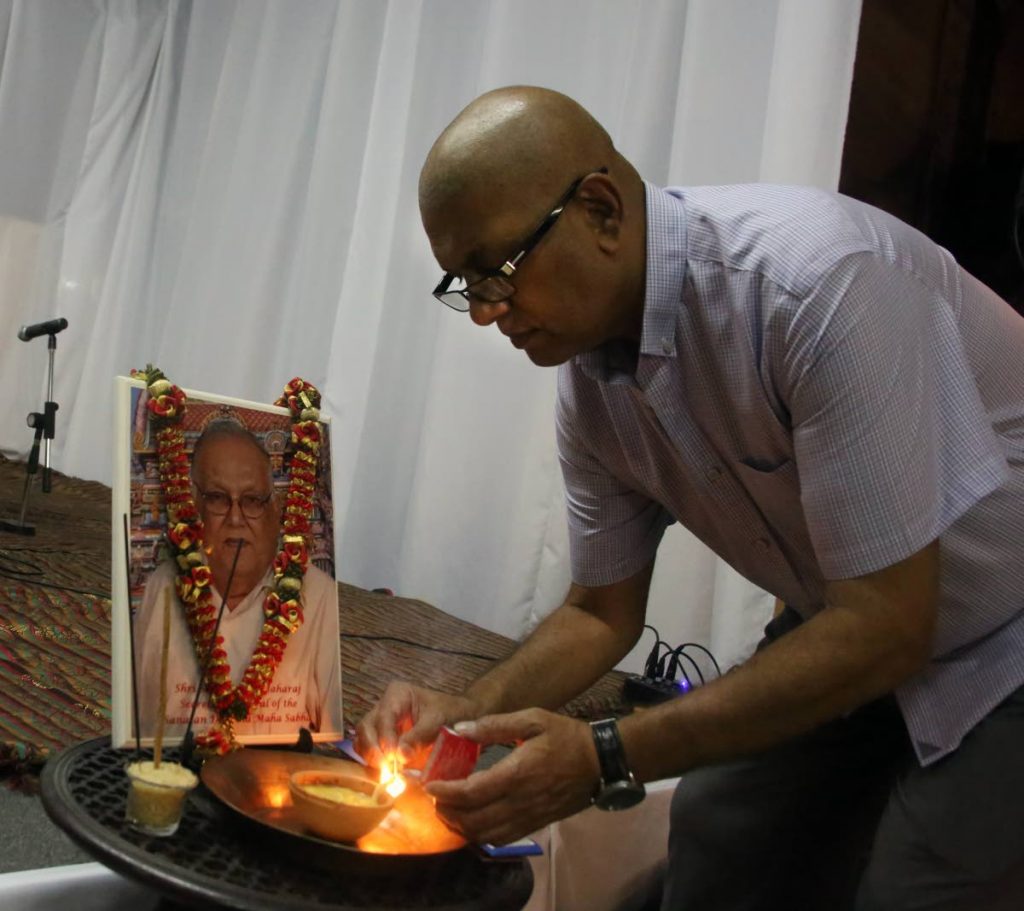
[0,0,862,674]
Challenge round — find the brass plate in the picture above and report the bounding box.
[201,749,466,859]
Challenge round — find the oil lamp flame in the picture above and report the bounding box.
[265,784,290,809]
[379,753,406,799]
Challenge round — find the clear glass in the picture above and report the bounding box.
[197,489,271,519]
[125,760,199,837]
[435,275,516,312]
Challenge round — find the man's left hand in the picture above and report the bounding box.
[424,708,601,846]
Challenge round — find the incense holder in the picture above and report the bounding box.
[125,759,199,836]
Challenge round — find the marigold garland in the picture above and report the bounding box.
[132,366,323,754]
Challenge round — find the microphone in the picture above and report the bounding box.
[18,318,68,341]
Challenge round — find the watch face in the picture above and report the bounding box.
[594,779,646,811]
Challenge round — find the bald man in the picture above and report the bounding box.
[357,87,1024,910]
[135,420,343,743]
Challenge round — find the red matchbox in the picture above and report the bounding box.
[420,725,481,784]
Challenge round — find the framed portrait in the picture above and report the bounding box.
[111,375,343,748]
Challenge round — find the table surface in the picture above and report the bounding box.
[40,737,533,911]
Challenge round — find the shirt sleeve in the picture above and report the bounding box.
[782,251,1009,578]
[556,379,672,587]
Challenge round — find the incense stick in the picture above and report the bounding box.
[181,539,244,757]
[123,514,142,758]
[154,588,171,768]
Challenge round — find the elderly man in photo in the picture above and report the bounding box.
[357,86,1024,910]
[135,418,342,740]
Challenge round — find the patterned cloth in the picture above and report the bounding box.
[557,182,1024,765]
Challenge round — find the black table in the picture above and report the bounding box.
[40,738,533,910]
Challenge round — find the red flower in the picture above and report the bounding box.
[263,592,281,618]
[292,422,321,446]
[272,552,290,576]
[282,514,311,535]
[285,495,313,514]
[168,521,202,550]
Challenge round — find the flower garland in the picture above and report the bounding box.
[133,366,323,754]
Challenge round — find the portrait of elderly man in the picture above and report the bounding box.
[134,417,342,741]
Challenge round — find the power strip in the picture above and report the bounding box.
[622,674,690,704]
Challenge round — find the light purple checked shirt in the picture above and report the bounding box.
[557,182,1024,765]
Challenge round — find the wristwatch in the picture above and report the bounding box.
[589,718,646,811]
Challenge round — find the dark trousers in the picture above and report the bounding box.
[658,609,1024,911]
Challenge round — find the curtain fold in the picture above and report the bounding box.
[0,0,862,673]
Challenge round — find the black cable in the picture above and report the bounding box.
[341,633,502,663]
[675,664,693,690]
[667,646,704,686]
[653,649,672,678]
[0,550,43,576]
[0,569,109,600]
[0,547,110,599]
[673,642,722,677]
[642,623,672,678]
[664,645,694,689]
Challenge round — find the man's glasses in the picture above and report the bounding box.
[197,489,273,520]
[432,167,608,312]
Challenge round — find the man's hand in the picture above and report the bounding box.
[424,708,601,847]
[355,681,480,769]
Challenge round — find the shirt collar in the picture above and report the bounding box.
[212,567,275,617]
[576,182,688,384]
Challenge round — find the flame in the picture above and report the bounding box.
[358,769,465,855]
[379,752,407,799]
[264,784,290,809]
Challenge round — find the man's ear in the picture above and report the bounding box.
[576,172,624,251]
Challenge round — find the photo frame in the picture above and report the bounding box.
[111,375,343,748]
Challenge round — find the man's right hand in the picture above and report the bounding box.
[354,681,482,770]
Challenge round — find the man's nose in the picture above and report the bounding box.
[225,499,247,524]
[468,298,510,327]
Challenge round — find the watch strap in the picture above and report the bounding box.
[591,718,631,783]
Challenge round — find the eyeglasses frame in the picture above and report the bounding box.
[432,166,609,312]
[196,487,274,520]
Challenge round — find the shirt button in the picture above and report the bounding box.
[754,538,771,551]
[706,466,722,482]
[661,337,672,355]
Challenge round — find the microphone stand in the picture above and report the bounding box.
[1,331,60,536]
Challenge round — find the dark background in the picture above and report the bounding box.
[839,0,1024,314]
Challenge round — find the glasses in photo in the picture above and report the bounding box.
[432,167,608,312]
[197,489,272,519]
